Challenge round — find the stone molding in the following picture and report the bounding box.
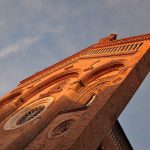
[19,34,149,88]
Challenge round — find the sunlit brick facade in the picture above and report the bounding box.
[0,33,150,150]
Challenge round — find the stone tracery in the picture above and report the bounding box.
[4,97,54,130]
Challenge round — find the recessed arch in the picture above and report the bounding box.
[18,70,79,102]
[0,90,22,108]
[70,61,125,109]
[39,80,67,98]
[71,81,108,109]
[81,61,125,85]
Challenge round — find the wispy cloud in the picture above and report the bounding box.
[0,36,41,59]
[0,24,64,59]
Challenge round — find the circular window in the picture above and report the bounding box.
[16,105,45,125]
[4,97,54,130]
[51,119,74,137]
[46,112,81,139]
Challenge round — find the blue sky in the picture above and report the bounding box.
[0,0,149,149]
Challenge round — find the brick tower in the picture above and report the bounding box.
[0,33,150,150]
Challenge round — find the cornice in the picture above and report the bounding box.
[92,33,150,48]
[19,33,150,86]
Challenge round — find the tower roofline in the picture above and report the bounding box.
[94,33,150,47]
[19,33,150,86]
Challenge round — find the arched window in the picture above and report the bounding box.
[81,61,124,85]
[20,71,79,101]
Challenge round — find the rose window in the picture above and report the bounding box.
[4,97,54,130]
[51,119,74,137]
[16,105,45,125]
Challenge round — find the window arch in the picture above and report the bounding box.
[39,80,67,98]
[18,71,79,102]
[81,61,125,85]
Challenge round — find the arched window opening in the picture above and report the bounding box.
[22,71,79,101]
[82,62,124,85]
[39,80,67,98]
[36,72,79,92]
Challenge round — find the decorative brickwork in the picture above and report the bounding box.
[19,33,149,87]
[0,33,149,150]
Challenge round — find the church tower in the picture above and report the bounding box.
[0,33,150,150]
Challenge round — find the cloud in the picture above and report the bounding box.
[0,36,41,59]
[0,25,63,58]
[35,25,65,36]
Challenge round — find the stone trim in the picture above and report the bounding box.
[19,34,149,87]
